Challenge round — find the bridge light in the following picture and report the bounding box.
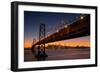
[56,30,59,32]
[80,16,84,19]
[64,25,68,28]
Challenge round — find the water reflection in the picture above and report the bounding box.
[24,48,90,62]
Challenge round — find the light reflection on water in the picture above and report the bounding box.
[24,48,90,62]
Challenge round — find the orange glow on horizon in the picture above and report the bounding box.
[24,38,90,48]
[46,41,90,47]
[24,39,33,48]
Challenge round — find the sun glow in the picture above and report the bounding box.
[24,36,90,49]
[46,40,90,47]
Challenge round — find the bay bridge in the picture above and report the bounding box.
[31,15,90,59]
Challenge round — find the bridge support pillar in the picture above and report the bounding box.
[35,24,48,59]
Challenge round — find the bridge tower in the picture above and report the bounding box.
[35,24,48,58]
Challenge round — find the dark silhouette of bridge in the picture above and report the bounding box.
[31,15,90,59]
[32,15,90,47]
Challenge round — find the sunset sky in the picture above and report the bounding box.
[24,11,90,48]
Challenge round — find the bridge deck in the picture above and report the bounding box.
[32,15,90,47]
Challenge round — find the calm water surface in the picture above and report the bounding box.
[24,48,90,62]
